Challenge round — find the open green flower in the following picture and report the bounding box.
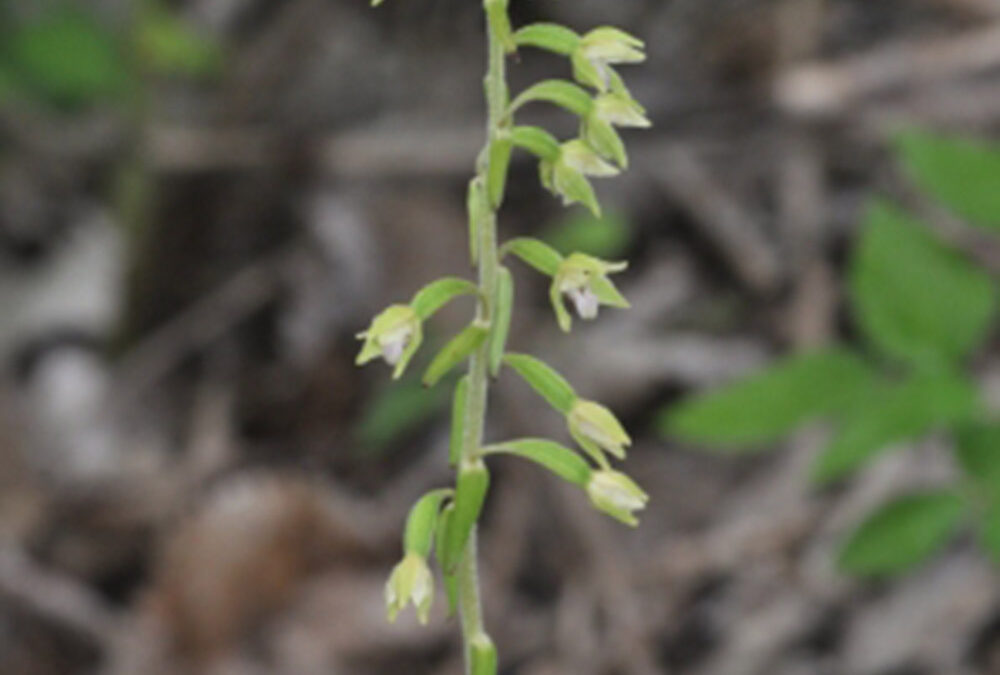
[356,304,423,379]
[550,253,629,332]
[539,140,619,216]
[568,398,632,464]
[572,27,646,92]
[587,469,648,527]
[385,552,434,624]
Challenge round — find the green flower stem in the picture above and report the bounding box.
[457,3,509,671]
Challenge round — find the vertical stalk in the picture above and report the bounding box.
[458,2,508,671]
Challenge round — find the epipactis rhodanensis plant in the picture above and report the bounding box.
[359,1,649,672]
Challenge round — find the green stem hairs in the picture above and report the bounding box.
[356,1,649,672]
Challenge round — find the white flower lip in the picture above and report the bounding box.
[566,286,600,320]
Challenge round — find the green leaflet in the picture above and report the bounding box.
[440,460,490,574]
[410,277,480,320]
[403,488,453,558]
[837,490,965,577]
[663,349,873,449]
[849,200,995,366]
[489,267,514,377]
[423,323,490,387]
[583,114,627,169]
[487,136,513,209]
[450,376,469,467]
[503,353,577,414]
[500,237,564,276]
[895,130,1000,229]
[513,23,581,55]
[811,369,979,484]
[482,438,592,486]
[510,79,594,117]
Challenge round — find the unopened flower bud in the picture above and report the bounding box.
[385,552,435,624]
[568,398,631,463]
[586,469,648,527]
[572,27,646,91]
[594,92,651,128]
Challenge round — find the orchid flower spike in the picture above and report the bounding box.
[572,27,646,92]
[587,469,649,527]
[568,398,632,465]
[356,304,423,379]
[550,252,629,332]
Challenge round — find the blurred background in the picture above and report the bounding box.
[3,1,1000,674]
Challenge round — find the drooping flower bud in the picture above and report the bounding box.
[385,552,435,624]
[572,27,646,92]
[549,253,629,332]
[593,92,651,128]
[586,469,648,527]
[539,140,619,217]
[356,304,423,379]
[568,398,631,464]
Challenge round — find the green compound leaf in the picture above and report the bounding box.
[440,460,490,574]
[489,267,514,377]
[510,79,594,117]
[812,369,979,484]
[450,376,469,467]
[837,490,965,578]
[895,130,1000,229]
[403,488,453,558]
[487,136,513,209]
[662,349,873,449]
[422,323,490,388]
[510,126,562,162]
[501,237,564,276]
[850,200,996,366]
[513,23,581,56]
[410,277,480,320]
[503,353,577,414]
[482,438,592,486]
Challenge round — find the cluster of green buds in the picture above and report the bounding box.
[362,0,648,671]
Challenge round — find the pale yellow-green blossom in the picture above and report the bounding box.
[385,552,434,624]
[586,469,648,527]
[356,304,423,379]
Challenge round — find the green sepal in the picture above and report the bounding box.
[436,503,460,616]
[470,632,498,675]
[500,237,564,276]
[440,459,491,573]
[513,23,581,55]
[552,161,602,216]
[423,323,491,387]
[487,136,513,209]
[583,114,627,169]
[410,277,480,320]
[489,267,514,376]
[481,438,592,486]
[503,353,577,413]
[467,177,488,265]
[403,488,454,558]
[510,79,594,118]
[450,375,469,467]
